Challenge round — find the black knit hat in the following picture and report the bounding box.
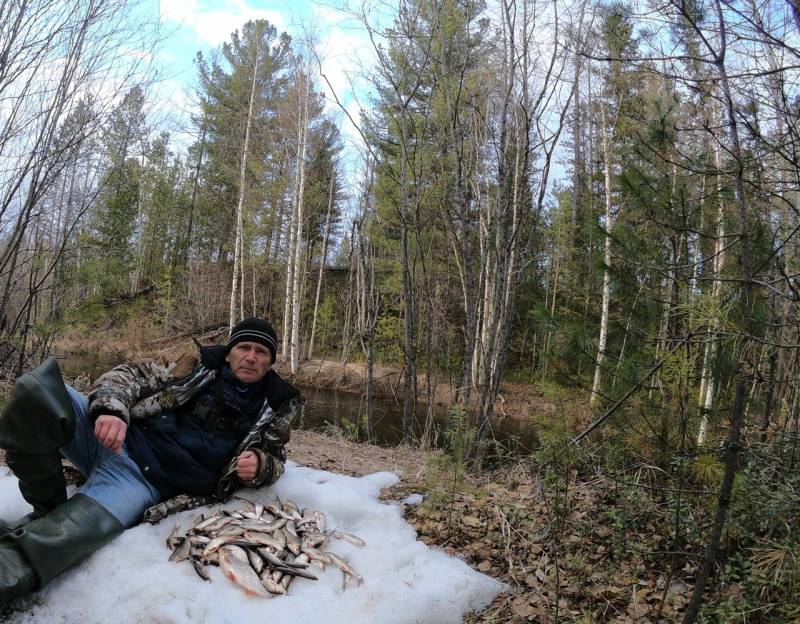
[226,317,278,363]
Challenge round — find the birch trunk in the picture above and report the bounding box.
[229,36,260,332]
[590,101,614,410]
[281,217,296,355]
[282,100,303,357]
[697,143,726,446]
[290,69,310,374]
[307,172,335,359]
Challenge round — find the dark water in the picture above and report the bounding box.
[296,386,538,455]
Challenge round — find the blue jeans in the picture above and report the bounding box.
[60,386,160,528]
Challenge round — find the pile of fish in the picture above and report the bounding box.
[165,497,365,598]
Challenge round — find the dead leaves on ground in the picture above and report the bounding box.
[399,471,698,623]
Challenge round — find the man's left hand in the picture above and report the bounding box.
[236,450,260,481]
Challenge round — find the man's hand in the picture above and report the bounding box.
[236,450,260,481]
[94,415,128,454]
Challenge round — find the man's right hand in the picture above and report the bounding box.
[94,415,128,454]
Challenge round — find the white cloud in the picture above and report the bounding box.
[162,0,289,47]
[159,0,201,24]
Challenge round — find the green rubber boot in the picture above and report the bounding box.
[0,358,75,527]
[0,541,36,605]
[0,494,123,606]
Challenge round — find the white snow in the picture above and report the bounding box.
[402,493,424,506]
[1,462,504,624]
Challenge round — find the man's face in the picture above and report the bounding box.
[225,341,272,384]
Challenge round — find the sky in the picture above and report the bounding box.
[0,461,504,623]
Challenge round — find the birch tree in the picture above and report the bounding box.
[228,28,261,331]
[307,168,337,359]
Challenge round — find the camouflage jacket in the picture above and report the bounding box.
[88,345,303,503]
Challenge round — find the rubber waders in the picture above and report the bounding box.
[0,358,75,521]
[0,494,123,605]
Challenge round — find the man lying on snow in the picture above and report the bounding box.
[0,317,302,605]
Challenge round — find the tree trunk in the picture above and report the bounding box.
[683,4,755,618]
[229,34,260,332]
[590,100,615,410]
[307,171,335,359]
[290,68,310,374]
[697,143,726,446]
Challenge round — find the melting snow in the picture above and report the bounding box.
[2,461,504,623]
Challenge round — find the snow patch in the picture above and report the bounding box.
[3,462,504,623]
[402,493,424,506]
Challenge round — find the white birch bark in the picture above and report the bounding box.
[282,85,304,357]
[290,68,311,373]
[697,143,726,445]
[229,35,260,332]
[281,195,296,356]
[590,100,614,409]
[307,171,335,359]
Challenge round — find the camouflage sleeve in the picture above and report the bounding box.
[215,395,304,498]
[141,494,217,524]
[88,361,175,425]
[242,395,304,489]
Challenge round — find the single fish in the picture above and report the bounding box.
[331,530,366,547]
[282,553,318,580]
[169,539,192,563]
[247,549,264,574]
[259,569,286,595]
[233,495,255,512]
[202,535,240,557]
[296,517,317,530]
[285,531,302,556]
[188,535,211,545]
[258,549,295,571]
[302,547,332,565]
[225,544,251,563]
[271,529,288,548]
[265,501,283,517]
[243,531,285,551]
[294,553,310,566]
[214,525,245,539]
[219,547,271,598]
[193,516,233,534]
[328,552,364,586]
[192,558,211,581]
[166,521,182,548]
[302,533,327,549]
[239,519,285,534]
[278,565,318,581]
[258,549,308,570]
[313,511,326,533]
[193,513,224,532]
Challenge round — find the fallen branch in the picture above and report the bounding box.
[571,332,696,445]
[145,323,227,346]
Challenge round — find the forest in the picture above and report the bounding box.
[1,0,799,621]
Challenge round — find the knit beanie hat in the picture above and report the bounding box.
[226,317,278,363]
